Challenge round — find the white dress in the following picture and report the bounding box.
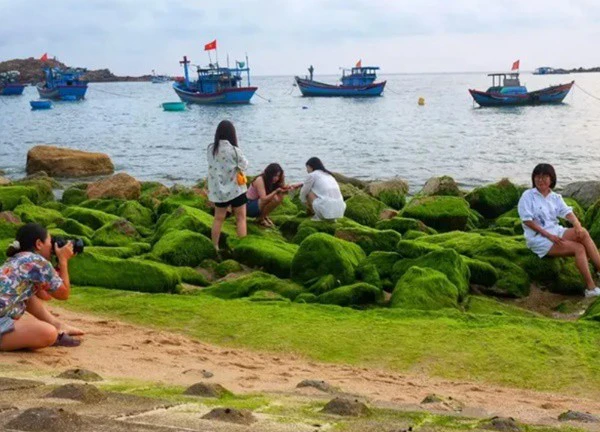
[517,188,573,258]
[206,140,248,204]
[299,170,346,220]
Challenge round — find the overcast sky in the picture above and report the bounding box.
[1,0,599,76]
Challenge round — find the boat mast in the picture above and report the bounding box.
[179,56,191,87]
[246,53,250,86]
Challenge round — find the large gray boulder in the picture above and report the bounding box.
[562,181,600,208]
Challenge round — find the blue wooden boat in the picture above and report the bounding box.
[295,65,386,97]
[30,100,53,110]
[469,73,574,107]
[172,55,257,104]
[37,67,88,100]
[151,70,171,83]
[533,67,570,75]
[0,71,25,95]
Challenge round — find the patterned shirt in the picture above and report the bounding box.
[207,140,249,203]
[0,252,63,320]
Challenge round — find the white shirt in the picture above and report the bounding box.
[517,188,573,243]
[206,140,249,203]
[299,170,346,220]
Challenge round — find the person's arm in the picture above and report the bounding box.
[254,176,281,201]
[299,174,315,204]
[518,192,563,244]
[33,243,74,301]
[233,146,249,171]
[558,195,582,237]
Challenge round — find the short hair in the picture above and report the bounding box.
[531,163,556,189]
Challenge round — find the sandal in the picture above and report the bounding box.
[257,219,271,228]
[53,332,81,347]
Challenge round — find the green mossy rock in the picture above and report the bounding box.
[0,220,19,239]
[317,282,384,307]
[464,296,541,318]
[390,266,459,310]
[582,297,600,321]
[203,271,303,300]
[61,184,88,206]
[465,178,520,219]
[291,233,366,286]
[419,176,462,197]
[583,200,600,246]
[232,235,298,278]
[57,218,95,238]
[356,263,381,288]
[69,253,181,293]
[376,189,406,210]
[562,197,584,225]
[549,259,586,295]
[63,206,121,230]
[334,226,401,255]
[41,201,66,212]
[156,191,211,216]
[270,196,299,216]
[364,251,401,282]
[344,194,387,227]
[404,230,429,239]
[401,196,477,232]
[92,219,140,247]
[79,198,122,214]
[117,200,154,228]
[478,256,530,297]
[11,177,55,203]
[397,239,444,258]
[174,265,210,286]
[462,256,498,287]
[392,249,470,298]
[307,274,338,295]
[294,292,318,303]
[375,217,436,235]
[339,183,364,200]
[13,201,65,226]
[86,243,151,258]
[249,290,290,302]
[0,186,41,211]
[152,229,216,267]
[154,205,214,242]
[215,259,244,278]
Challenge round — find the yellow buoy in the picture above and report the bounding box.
[418,97,425,106]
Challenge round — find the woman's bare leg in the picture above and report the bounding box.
[548,240,595,289]
[562,228,600,272]
[306,192,318,215]
[258,195,282,222]
[26,295,84,336]
[233,204,247,238]
[0,315,58,351]
[212,207,228,249]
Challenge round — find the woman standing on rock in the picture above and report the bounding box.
[299,157,346,221]
[518,163,600,298]
[0,223,81,351]
[207,120,248,250]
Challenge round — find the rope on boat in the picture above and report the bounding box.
[384,85,403,96]
[91,87,139,98]
[255,92,271,103]
[574,83,600,102]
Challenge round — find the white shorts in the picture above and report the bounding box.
[526,226,567,258]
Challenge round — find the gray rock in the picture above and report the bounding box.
[321,397,370,417]
[480,416,521,432]
[420,176,461,197]
[332,172,368,189]
[202,407,257,425]
[562,181,600,208]
[0,176,10,186]
[0,377,45,391]
[184,382,230,398]
[6,407,83,432]
[296,379,336,393]
[56,368,103,382]
[558,410,600,423]
[46,384,106,404]
[420,393,464,412]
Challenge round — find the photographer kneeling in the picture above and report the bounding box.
[0,223,81,351]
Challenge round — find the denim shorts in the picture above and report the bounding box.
[247,199,260,218]
[0,315,15,344]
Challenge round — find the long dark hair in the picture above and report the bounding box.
[255,163,285,194]
[531,163,557,189]
[6,223,48,258]
[306,157,333,176]
[212,120,238,156]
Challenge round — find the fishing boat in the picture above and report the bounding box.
[172,55,257,104]
[533,67,570,75]
[469,73,574,107]
[0,71,25,95]
[295,64,386,97]
[36,67,88,100]
[151,70,171,83]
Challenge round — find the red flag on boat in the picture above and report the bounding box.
[204,40,217,51]
[355,59,362,68]
[40,53,48,62]
[511,59,520,71]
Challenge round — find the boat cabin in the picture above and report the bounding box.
[43,68,86,87]
[192,65,246,93]
[486,73,527,94]
[341,66,379,86]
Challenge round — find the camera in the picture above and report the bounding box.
[51,236,85,255]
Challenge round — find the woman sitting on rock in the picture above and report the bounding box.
[246,163,302,227]
[518,163,600,298]
[0,223,81,351]
[207,120,249,250]
[299,157,346,221]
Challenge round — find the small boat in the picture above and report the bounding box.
[162,102,186,111]
[151,70,171,84]
[37,67,88,100]
[0,71,25,95]
[533,67,570,75]
[172,55,257,104]
[469,73,574,107]
[30,100,53,110]
[295,65,386,97]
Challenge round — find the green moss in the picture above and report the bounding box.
[291,232,366,286]
[12,201,65,226]
[397,239,444,258]
[550,259,586,295]
[63,206,121,230]
[215,259,244,278]
[294,292,318,303]
[392,249,470,298]
[248,290,290,302]
[0,186,41,210]
[583,199,600,245]
[152,229,216,267]
[231,235,298,278]
[562,197,585,224]
[401,196,477,232]
[344,194,387,227]
[465,178,520,219]
[86,243,151,258]
[334,226,401,255]
[41,201,66,212]
[69,253,181,293]
[11,178,55,203]
[462,256,498,287]
[390,266,459,310]
[79,198,122,214]
[317,282,384,307]
[464,296,541,318]
[57,218,95,238]
[92,219,140,247]
[175,266,210,286]
[404,230,429,239]
[377,189,406,210]
[306,274,338,295]
[356,263,382,288]
[156,191,211,216]
[478,256,530,297]
[270,196,299,216]
[0,220,19,239]
[153,205,214,242]
[203,271,303,300]
[582,297,600,321]
[364,252,401,289]
[117,200,154,228]
[61,184,88,205]
[376,217,436,235]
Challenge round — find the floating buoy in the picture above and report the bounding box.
[162,102,186,111]
[30,100,53,110]
[302,106,308,109]
[418,97,425,106]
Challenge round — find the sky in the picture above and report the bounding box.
[1,0,600,76]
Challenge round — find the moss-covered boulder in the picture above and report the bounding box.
[56,218,95,238]
[13,200,65,226]
[404,230,429,239]
[203,271,303,300]
[462,256,498,287]
[154,205,214,242]
[494,208,523,235]
[397,239,444,259]
[117,200,154,228]
[392,249,470,298]
[583,200,600,246]
[61,184,88,206]
[356,262,382,288]
[419,176,461,197]
[270,196,299,216]
[295,292,318,303]
[69,253,181,293]
[249,290,290,302]
[0,186,42,210]
[334,226,401,255]
[464,296,541,318]
[291,233,366,286]
[344,194,387,227]
[401,196,478,232]
[92,219,140,247]
[562,197,584,225]
[156,190,211,216]
[151,229,216,267]
[11,176,56,204]
[582,297,600,321]
[215,259,244,278]
[465,178,521,219]
[375,217,437,235]
[339,183,364,200]
[86,243,151,259]
[390,266,460,310]
[63,206,121,230]
[306,274,338,295]
[364,251,401,284]
[0,218,20,240]
[231,235,298,278]
[317,283,383,307]
[549,259,586,295]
